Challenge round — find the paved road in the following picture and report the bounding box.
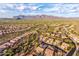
[63,27,78,56]
[40,41,67,53]
[64,34,78,56]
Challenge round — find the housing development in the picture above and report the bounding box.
[0,3,79,56]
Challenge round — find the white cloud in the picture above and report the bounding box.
[16,5,26,11]
[42,7,60,12]
[0,9,6,13]
[16,4,38,11]
[59,4,79,14]
[6,4,15,8]
[28,6,38,10]
[42,4,79,14]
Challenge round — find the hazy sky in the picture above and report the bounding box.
[0,3,79,18]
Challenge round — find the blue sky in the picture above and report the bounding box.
[0,3,79,18]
